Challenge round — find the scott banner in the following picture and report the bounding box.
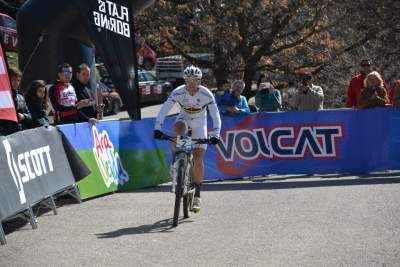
[0,127,76,221]
[58,120,170,199]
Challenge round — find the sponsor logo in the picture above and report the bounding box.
[93,0,130,38]
[3,140,54,204]
[92,126,129,187]
[1,32,18,49]
[215,115,344,176]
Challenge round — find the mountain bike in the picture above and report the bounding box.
[159,133,212,227]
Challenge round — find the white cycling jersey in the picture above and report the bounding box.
[155,85,221,137]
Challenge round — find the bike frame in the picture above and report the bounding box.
[160,134,210,227]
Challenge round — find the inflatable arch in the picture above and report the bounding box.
[17,0,155,119]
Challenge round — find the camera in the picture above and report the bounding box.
[260,82,271,90]
[300,73,312,86]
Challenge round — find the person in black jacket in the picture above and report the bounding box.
[0,67,32,134]
[72,63,99,123]
[24,80,49,128]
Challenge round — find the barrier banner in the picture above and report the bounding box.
[0,135,28,221]
[59,108,400,199]
[203,108,396,179]
[58,120,169,199]
[160,108,399,179]
[0,126,76,221]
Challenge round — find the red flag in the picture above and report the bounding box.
[0,43,17,122]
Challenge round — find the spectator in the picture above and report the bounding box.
[392,80,400,108]
[255,74,282,112]
[291,73,324,111]
[0,67,32,135]
[215,81,232,111]
[358,71,388,109]
[49,63,90,125]
[24,80,50,128]
[226,80,250,115]
[136,36,146,67]
[11,67,32,130]
[72,63,99,123]
[346,59,391,108]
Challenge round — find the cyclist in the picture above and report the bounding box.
[154,65,221,212]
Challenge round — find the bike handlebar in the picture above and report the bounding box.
[156,134,214,145]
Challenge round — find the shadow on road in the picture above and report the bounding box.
[130,174,400,194]
[95,218,193,238]
[203,177,400,192]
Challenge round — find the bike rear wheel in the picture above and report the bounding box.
[173,159,185,227]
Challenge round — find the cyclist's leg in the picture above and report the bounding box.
[191,120,207,204]
[174,118,188,135]
[172,116,188,158]
[192,148,205,186]
[192,147,205,212]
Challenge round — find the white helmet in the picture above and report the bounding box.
[183,65,202,80]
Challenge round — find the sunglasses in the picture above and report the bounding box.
[185,77,200,83]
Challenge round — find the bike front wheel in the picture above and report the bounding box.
[183,163,194,219]
[173,158,185,227]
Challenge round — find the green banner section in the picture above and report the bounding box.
[118,149,170,191]
[76,151,118,199]
[76,149,169,199]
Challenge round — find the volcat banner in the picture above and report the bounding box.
[0,127,76,221]
[60,108,400,199]
[204,109,395,178]
[159,108,399,179]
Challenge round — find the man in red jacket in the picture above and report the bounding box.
[346,59,391,108]
[346,59,372,108]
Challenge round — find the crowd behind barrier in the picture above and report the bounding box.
[0,63,101,136]
[0,126,88,245]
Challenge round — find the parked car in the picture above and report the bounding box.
[96,64,172,110]
[0,12,17,51]
[138,70,173,105]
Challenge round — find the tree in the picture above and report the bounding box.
[136,0,351,98]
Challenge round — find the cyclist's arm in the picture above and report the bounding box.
[155,96,175,130]
[207,98,221,137]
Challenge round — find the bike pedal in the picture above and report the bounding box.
[192,207,200,213]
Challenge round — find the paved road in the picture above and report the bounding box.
[1,173,400,266]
